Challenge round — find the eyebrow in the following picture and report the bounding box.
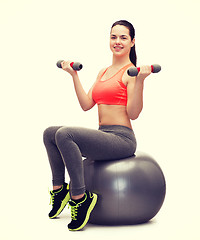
[110,34,128,37]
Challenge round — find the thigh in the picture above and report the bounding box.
[58,126,135,160]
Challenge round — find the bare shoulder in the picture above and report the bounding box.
[97,67,107,79]
[122,68,136,87]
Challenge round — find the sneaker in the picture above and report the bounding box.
[49,183,70,219]
[68,190,98,231]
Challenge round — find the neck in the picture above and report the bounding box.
[112,55,131,68]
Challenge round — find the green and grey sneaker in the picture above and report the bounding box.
[49,183,70,219]
[68,190,98,231]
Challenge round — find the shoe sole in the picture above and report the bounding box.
[68,193,98,231]
[49,192,70,219]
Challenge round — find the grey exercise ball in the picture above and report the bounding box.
[83,151,166,225]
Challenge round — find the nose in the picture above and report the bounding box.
[116,37,121,44]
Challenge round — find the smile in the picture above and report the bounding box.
[114,46,123,51]
[114,46,123,49]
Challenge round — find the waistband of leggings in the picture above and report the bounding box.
[98,125,133,133]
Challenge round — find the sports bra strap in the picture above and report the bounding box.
[99,63,133,81]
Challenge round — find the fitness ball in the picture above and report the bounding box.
[83,151,166,225]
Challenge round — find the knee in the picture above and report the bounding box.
[55,127,72,145]
[43,126,59,145]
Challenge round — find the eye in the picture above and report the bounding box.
[111,36,116,39]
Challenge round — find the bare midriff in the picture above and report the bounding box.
[98,104,132,129]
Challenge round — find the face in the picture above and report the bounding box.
[110,25,135,57]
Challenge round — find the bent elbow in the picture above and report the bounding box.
[81,103,95,111]
[130,113,140,120]
[82,106,90,111]
[128,108,143,120]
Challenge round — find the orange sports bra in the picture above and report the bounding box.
[92,63,133,106]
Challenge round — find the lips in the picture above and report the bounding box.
[114,46,123,49]
[114,46,123,51]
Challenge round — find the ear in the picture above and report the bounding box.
[131,38,135,47]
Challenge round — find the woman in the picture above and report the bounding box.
[43,20,152,231]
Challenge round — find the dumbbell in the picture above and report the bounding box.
[56,60,83,71]
[127,64,161,76]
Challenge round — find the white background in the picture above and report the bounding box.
[1,0,200,239]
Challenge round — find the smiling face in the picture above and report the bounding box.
[110,25,135,58]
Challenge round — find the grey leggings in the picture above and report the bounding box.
[43,125,137,196]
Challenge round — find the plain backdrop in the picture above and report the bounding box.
[1,0,200,239]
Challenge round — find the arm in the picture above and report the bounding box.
[61,61,103,111]
[126,65,151,120]
[72,72,96,111]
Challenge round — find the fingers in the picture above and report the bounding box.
[59,61,82,77]
[137,65,152,80]
[60,61,76,76]
[139,65,152,75]
[61,60,70,70]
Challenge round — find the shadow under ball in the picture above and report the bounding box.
[83,151,166,225]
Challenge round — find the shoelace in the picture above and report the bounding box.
[70,204,78,220]
[49,191,56,206]
[68,193,90,221]
[68,201,83,221]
